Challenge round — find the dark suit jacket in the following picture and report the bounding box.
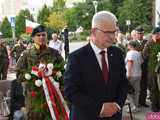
[10,80,25,116]
[64,43,128,120]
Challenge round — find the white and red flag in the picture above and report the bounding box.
[25,19,40,33]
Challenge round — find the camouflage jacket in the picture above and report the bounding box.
[143,40,160,73]
[0,45,8,60]
[11,44,26,60]
[16,45,64,82]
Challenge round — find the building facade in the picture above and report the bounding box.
[0,0,27,21]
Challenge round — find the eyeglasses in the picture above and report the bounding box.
[95,28,117,36]
[36,33,46,37]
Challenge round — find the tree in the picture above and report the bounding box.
[15,9,33,37]
[117,0,152,32]
[0,17,12,38]
[64,0,112,31]
[47,12,66,32]
[110,0,124,15]
[37,4,51,25]
[52,0,66,12]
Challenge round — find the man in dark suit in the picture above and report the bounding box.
[10,79,25,120]
[64,11,128,120]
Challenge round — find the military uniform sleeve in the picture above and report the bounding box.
[142,40,152,59]
[16,50,28,82]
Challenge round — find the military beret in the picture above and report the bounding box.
[135,26,144,33]
[152,27,160,34]
[31,25,46,37]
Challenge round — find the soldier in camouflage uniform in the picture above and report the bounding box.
[0,40,9,80]
[16,25,65,119]
[11,38,26,62]
[134,26,149,107]
[142,27,160,112]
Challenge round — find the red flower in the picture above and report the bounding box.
[31,91,37,97]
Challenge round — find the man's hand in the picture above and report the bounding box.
[100,102,120,118]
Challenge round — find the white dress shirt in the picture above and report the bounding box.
[90,41,109,70]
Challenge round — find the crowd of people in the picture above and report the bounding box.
[114,25,160,113]
[0,10,160,120]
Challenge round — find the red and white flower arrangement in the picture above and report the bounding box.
[25,63,69,120]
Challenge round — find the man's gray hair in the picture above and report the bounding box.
[92,11,118,28]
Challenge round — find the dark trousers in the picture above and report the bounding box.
[150,75,160,112]
[139,70,148,105]
[0,59,9,80]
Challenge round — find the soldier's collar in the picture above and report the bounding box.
[34,43,40,50]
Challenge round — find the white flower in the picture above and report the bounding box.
[45,69,52,76]
[56,71,62,78]
[47,63,54,70]
[35,79,42,87]
[157,52,160,62]
[25,73,31,80]
[39,63,46,71]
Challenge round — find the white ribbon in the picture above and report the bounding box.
[42,78,56,120]
[49,77,70,117]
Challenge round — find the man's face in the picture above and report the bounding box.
[91,20,117,49]
[52,34,58,41]
[33,32,47,46]
[136,31,144,40]
[152,32,160,43]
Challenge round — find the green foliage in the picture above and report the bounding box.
[110,0,124,14]
[0,17,12,38]
[117,0,152,32]
[64,0,112,31]
[64,8,77,31]
[37,4,51,25]
[64,1,93,30]
[52,0,66,11]
[47,12,66,32]
[148,44,160,73]
[15,9,33,37]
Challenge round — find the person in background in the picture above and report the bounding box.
[0,40,9,80]
[48,33,63,54]
[9,79,25,120]
[131,30,136,40]
[142,27,160,112]
[64,11,128,120]
[10,38,26,62]
[125,41,143,112]
[133,26,149,107]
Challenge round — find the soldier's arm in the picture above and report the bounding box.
[142,41,152,59]
[16,50,28,82]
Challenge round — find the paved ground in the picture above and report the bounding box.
[6,41,153,120]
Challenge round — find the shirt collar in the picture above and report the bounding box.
[90,41,107,55]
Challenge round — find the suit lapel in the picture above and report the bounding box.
[85,43,105,84]
[85,43,101,71]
